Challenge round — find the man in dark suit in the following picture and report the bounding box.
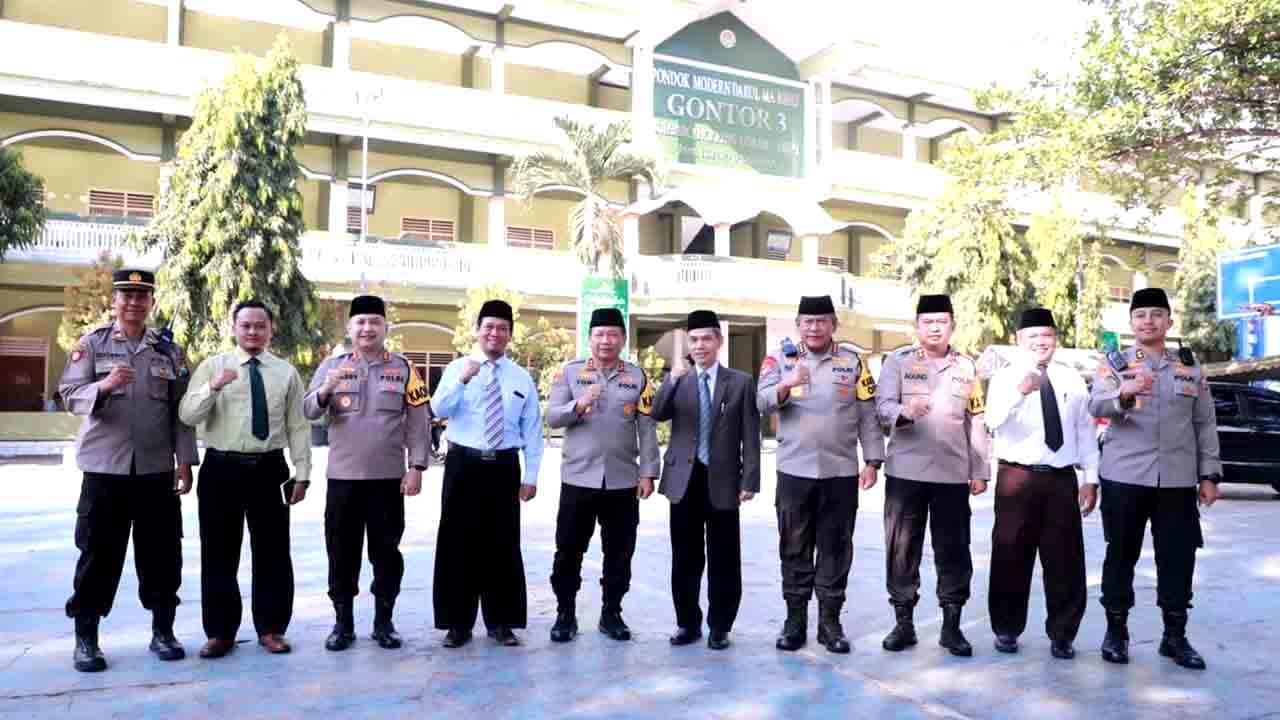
[651,310,761,650]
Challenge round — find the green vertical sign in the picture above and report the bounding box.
[577,276,630,357]
[652,58,806,178]
[1100,330,1120,353]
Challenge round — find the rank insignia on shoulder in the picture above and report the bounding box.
[1135,349,1145,361]
[916,348,926,360]
[405,371,430,408]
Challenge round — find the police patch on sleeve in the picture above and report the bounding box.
[405,370,430,407]
[637,378,655,416]
[967,379,986,415]
[855,355,877,400]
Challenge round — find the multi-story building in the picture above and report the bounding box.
[1,0,1272,420]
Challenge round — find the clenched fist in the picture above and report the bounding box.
[904,396,932,420]
[575,383,602,415]
[459,359,482,383]
[210,368,239,391]
[99,365,136,393]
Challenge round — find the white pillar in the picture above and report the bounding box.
[329,180,350,234]
[713,223,731,257]
[801,234,819,267]
[1249,194,1267,227]
[901,127,919,163]
[816,79,833,174]
[622,212,640,258]
[1132,270,1149,292]
[166,0,183,47]
[718,320,729,368]
[158,162,176,197]
[487,196,506,248]
[332,20,351,70]
[803,81,819,178]
[490,46,506,95]
[630,46,655,148]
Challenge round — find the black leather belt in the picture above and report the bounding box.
[451,444,517,462]
[206,448,284,463]
[999,460,1072,474]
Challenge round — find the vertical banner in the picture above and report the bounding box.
[577,276,630,357]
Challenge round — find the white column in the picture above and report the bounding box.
[622,212,640,258]
[1249,194,1267,227]
[166,0,183,47]
[801,234,819,267]
[490,46,506,95]
[713,222,731,257]
[158,162,176,197]
[332,20,351,70]
[329,180,350,234]
[817,79,833,174]
[901,127,919,163]
[487,196,506,248]
[718,320,729,368]
[1132,270,1149,292]
[630,46,655,150]
[803,81,819,178]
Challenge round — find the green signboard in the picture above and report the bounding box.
[653,58,806,178]
[1100,330,1120,353]
[577,276,630,357]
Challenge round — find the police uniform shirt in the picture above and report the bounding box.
[59,323,199,475]
[1088,347,1221,488]
[546,358,660,489]
[303,351,431,480]
[756,344,884,479]
[875,346,991,483]
[430,353,544,486]
[178,348,312,482]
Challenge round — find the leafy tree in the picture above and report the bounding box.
[0,147,47,262]
[1175,192,1237,355]
[136,35,319,367]
[57,251,121,350]
[873,135,1034,353]
[509,117,660,277]
[1075,240,1109,350]
[1025,200,1084,346]
[640,345,670,446]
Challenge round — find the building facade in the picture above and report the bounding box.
[0,0,1271,422]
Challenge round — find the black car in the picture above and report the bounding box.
[1209,381,1280,493]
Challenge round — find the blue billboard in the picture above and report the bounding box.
[1217,243,1280,320]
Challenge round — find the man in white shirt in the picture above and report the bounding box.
[983,308,1098,660]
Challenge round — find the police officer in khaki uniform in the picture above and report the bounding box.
[757,295,883,654]
[58,268,198,672]
[875,294,990,657]
[1089,287,1221,670]
[305,295,430,652]
[546,307,660,643]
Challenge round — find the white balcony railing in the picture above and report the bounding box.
[7,219,160,267]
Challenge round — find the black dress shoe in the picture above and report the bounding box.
[669,627,702,646]
[599,609,632,641]
[550,610,578,643]
[442,628,472,648]
[707,631,731,650]
[1051,640,1075,659]
[73,617,107,673]
[488,627,521,647]
[371,621,402,650]
[993,634,1019,654]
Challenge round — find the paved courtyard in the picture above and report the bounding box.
[1,445,1278,719]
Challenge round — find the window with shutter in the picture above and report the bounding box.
[400,217,456,243]
[506,225,555,250]
[765,249,788,261]
[88,189,154,219]
[818,255,848,271]
[1109,286,1132,301]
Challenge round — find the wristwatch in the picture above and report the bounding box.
[867,460,883,469]
[1200,474,1222,484]
[411,464,428,472]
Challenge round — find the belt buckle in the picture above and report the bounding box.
[480,449,497,461]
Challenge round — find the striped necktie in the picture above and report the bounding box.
[697,371,712,465]
[483,360,503,449]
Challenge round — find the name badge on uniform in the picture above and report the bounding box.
[950,374,972,399]
[150,363,176,380]
[903,365,930,396]
[1174,373,1198,397]
[94,359,119,376]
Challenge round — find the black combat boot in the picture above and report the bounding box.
[938,604,973,657]
[882,604,918,652]
[775,599,807,652]
[325,601,356,652]
[550,599,578,643]
[598,604,632,641]
[816,600,851,654]
[371,598,402,649]
[1158,610,1206,670]
[149,606,185,661]
[1100,610,1129,664]
[73,616,107,672]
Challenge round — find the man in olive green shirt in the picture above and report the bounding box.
[178,299,311,658]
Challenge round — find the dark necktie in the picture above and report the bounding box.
[1040,370,1064,452]
[697,372,712,465]
[248,357,269,441]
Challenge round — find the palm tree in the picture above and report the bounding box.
[509,116,659,277]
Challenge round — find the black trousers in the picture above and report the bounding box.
[884,475,973,608]
[670,463,742,632]
[433,448,527,630]
[326,478,405,604]
[197,449,293,639]
[988,464,1087,641]
[1099,479,1202,612]
[550,482,639,609]
[66,470,182,619]
[776,471,858,604]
